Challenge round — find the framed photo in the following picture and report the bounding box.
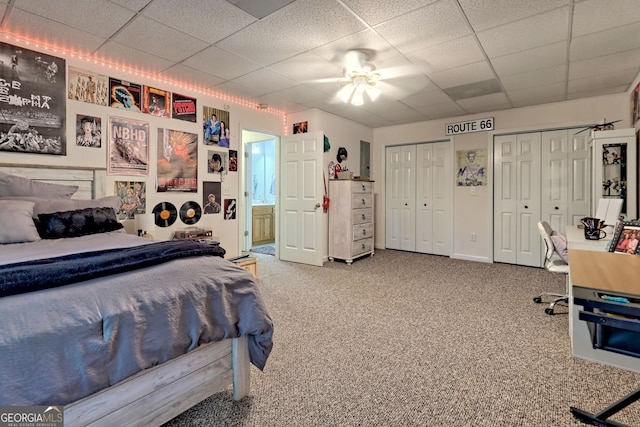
[609,221,640,254]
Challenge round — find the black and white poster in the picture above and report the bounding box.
[108,116,149,176]
[0,41,66,155]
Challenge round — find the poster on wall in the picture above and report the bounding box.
[142,86,170,118]
[202,181,222,214]
[224,199,236,220]
[172,92,196,122]
[293,121,307,134]
[108,116,149,176]
[109,78,142,112]
[68,67,108,106]
[229,150,237,172]
[114,180,146,219]
[157,128,198,192]
[207,149,227,175]
[631,81,640,131]
[202,105,230,147]
[456,148,487,186]
[75,114,102,147]
[0,41,66,155]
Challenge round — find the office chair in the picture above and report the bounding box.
[533,221,570,315]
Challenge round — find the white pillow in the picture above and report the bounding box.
[0,200,41,244]
[0,172,78,198]
[550,231,569,263]
[0,196,122,218]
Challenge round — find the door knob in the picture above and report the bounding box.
[315,203,321,209]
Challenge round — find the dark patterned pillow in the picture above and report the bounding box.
[37,207,123,239]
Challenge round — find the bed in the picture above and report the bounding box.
[0,164,273,427]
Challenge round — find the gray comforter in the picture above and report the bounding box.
[0,233,273,406]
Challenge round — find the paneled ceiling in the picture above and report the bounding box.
[1,0,639,128]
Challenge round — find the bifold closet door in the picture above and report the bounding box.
[416,142,452,255]
[494,133,541,267]
[386,145,416,251]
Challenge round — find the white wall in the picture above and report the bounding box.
[372,93,631,262]
[2,40,284,257]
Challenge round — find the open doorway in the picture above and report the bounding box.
[242,130,278,256]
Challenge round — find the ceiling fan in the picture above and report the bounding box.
[319,49,424,106]
[574,119,622,134]
[335,50,382,106]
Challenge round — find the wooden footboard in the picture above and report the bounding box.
[64,335,250,427]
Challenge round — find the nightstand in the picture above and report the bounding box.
[232,257,258,278]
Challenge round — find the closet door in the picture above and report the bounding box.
[494,132,541,267]
[386,145,416,251]
[541,129,590,233]
[416,142,452,255]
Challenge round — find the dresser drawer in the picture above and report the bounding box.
[352,208,373,225]
[351,181,373,194]
[351,193,373,209]
[351,237,373,256]
[353,223,374,241]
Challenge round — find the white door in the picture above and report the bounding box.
[494,132,541,267]
[431,142,452,256]
[386,145,416,251]
[279,131,325,266]
[541,129,590,233]
[415,144,434,253]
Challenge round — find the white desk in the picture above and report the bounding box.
[565,226,612,251]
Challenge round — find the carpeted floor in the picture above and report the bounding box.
[163,249,640,426]
[250,245,275,256]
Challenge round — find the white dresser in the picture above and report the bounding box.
[328,179,374,264]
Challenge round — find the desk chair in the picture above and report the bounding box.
[533,221,570,315]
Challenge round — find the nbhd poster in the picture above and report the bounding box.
[0,41,66,155]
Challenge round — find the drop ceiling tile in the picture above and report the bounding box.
[378,74,436,100]
[141,0,256,43]
[14,0,135,38]
[459,0,568,32]
[569,49,640,80]
[228,0,294,19]
[428,61,495,89]
[412,100,467,118]
[507,82,567,107]
[267,52,343,82]
[108,0,152,12]
[213,80,265,99]
[256,84,329,106]
[215,20,307,66]
[182,45,261,80]
[341,0,439,26]
[112,16,209,62]
[310,29,397,64]
[477,7,569,58]
[232,68,298,96]
[456,92,511,113]
[94,40,174,75]
[568,68,638,94]
[570,22,640,62]
[568,83,630,100]
[405,35,486,73]
[261,0,365,50]
[572,0,640,37]
[401,88,457,109]
[4,9,107,53]
[501,65,566,91]
[374,0,472,54]
[491,42,567,77]
[159,64,226,89]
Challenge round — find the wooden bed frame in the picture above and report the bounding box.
[0,163,252,426]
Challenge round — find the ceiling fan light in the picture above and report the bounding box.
[365,84,381,102]
[337,84,354,103]
[351,90,364,106]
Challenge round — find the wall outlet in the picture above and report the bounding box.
[470,233,476,242]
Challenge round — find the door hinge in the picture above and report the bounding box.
[244,151,249,158]
[244,231,249,236]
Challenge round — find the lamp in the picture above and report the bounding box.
[135,213,155,238]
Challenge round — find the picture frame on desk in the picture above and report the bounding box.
[609,221,640,254]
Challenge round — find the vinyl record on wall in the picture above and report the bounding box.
[152,202,177,227]
[180,201,202,225]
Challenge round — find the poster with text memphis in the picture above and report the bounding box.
[0,41,66,155]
